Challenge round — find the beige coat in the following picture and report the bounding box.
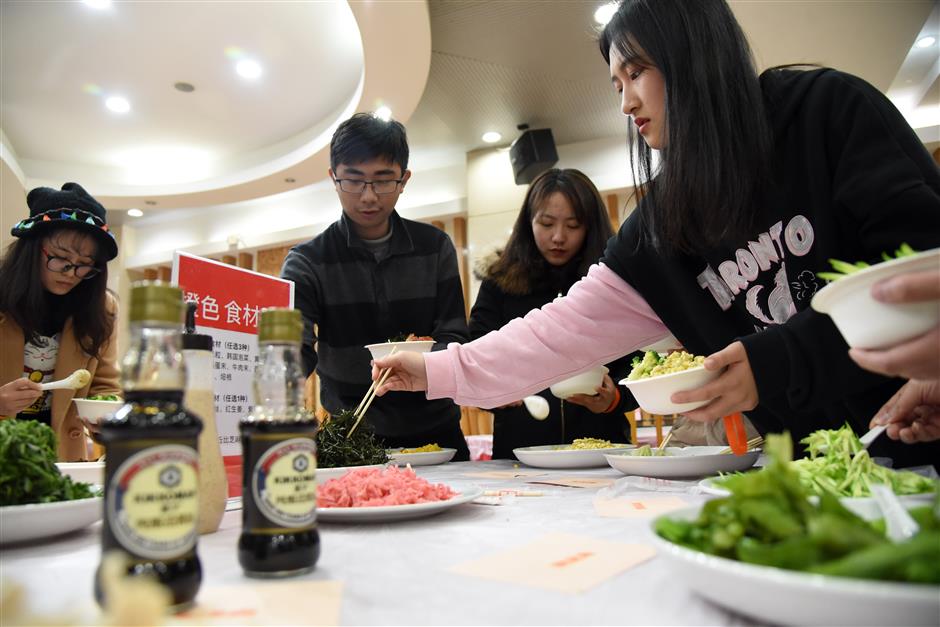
[1,296,120,461]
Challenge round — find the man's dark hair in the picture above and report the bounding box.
[329,112,410,172]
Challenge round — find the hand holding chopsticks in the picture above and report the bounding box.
[347,347,397,439]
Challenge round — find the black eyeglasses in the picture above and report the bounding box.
[333,178,403,195]
[42,248,101,279]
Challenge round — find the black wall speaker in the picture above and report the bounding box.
[509,128,558,185]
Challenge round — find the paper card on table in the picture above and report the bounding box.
[528,477,615,489]
[593,495,688,518]
[462,470,548,479]
[175,581,343,625]
[449,532,655,594]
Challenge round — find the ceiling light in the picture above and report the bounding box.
[482,131,502,143]
[236,59,263,80]
[82,0,112,9]
[594,2,618,25]
[915,36,936,48]
[105,96,130,114]
[174,82,195,93]
[374,106,392,121]
[127,208,144,217]
[285,177,296,183]
[145,200,157,205]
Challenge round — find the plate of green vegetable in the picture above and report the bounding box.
[653,434,940,626]
[605,445,759,478]
[700,425,936,519]
[0,421,102,544]
[811,246,939,349]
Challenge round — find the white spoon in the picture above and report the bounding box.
[40,369,91,391]
[870,483,920,542]
[523,396,549,420]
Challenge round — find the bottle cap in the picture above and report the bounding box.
[182,301,213,351]
[129,281,184,324]
[258,308,302,343]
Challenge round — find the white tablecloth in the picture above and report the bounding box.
[0,460,751,625]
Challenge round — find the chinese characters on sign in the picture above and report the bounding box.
[172,252,295,497]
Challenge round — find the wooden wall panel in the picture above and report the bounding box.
[256,244,295,277]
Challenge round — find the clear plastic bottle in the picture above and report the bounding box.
[238,308,320,577]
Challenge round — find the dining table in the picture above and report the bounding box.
[1,459,750,625]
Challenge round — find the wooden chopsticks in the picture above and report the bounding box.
[657,429,674,450]
[718,436,764,455]
[347,346,397,439]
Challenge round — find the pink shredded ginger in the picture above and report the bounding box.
[317,466,456,508]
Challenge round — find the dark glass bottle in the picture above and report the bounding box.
[238,308,320,577]
[95,282,203,611]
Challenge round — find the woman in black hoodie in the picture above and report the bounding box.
[469,168,633,458]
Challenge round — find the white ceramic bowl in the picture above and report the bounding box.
[56,461,105,486]
[651,506,940,626]
[549,365,609,399]
[365,340,435,361]
[811,248,940,349]
[620,366,719,414]
[71,398,123,425]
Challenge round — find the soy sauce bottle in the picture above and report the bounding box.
[238,308,320,577]
[95,282,203,611]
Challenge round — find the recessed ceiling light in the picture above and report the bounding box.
[105,96,130,114]
[482,131,502,143]
[174,82,195,93]
[127,208,144,217]
[144,200,157,206]
[374,106,392,121]
[285,177,296,183]
[594,2,618,25]
[915,36,936,48]
[236,59,263,80]
[82,0,112,9]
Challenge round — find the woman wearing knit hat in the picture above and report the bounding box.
[0,182,121,461]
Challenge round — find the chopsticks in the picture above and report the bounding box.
[347,346,397,439]
[719,436,764,455]
[657,428,674,450]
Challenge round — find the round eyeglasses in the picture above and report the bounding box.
[333,178,403,195]
[42,248,101,279]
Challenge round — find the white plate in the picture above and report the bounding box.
[317,486,483,523]
[513,444,634,469]
[364,340,435,361]
[56,461,105,485]
[652,506,940,626]
[698,477,937,521]
[387,448,457,466]
[604,446,759,478]
[0,497,102,545]
[316,464,386,482]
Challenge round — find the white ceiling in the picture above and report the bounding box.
[1,0,937,228]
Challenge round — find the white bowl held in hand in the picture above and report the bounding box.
[549,365,609,399]
[620,366,719,415]
[72,398,123,425]
[365,340,435,361]
[811,248,940,349]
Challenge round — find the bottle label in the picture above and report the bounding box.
[251,438,317,528]
[107,444,199,560]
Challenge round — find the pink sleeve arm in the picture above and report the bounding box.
[425,262,670,407]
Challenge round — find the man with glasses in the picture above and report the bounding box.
[281,113,471,459]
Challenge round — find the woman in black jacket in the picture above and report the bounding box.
[470,168,633,459]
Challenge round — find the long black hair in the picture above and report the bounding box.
[0,227,114,357]
[599,0,773,255]
[485,168,614,295]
